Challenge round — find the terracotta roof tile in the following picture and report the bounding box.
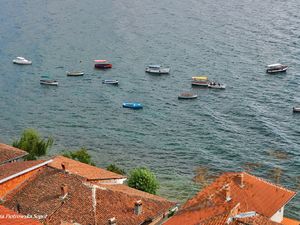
[48,155,126,180]
[282,217,300,225]
[3,166,175,225]
[0,205,42,225]
[164,172,296,225]
[0,160,45,182]
[0,143,28,165]
[183,172,296,217]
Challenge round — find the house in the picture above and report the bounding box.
[0,143,28,165]
[0,205,42,224]
[2,165,176,225]
[48,155,127,184]
[0,159,52,199]
[164,172,298,225]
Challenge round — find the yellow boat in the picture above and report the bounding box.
[191,76,209,86]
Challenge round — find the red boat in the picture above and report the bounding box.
[94,59,112,69]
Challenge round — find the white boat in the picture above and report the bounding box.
[293,107,300,113]
[178,92,198,99]
[208,81,226,89]
[66,71,84,76]
[145,65,170,74]
[102,79,119,85]
[266,63,288,73]
[40,76,58,86]
[12,57,32,65]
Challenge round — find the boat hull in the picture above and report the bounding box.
[293,107,300,113]
[191,82,209,87]
[122,103,143,109]
[145,68,170,74]
[13,60,32,65]
[102,80,118,85]
[66,72,84,76]
[94,64,112,69]
[40,80,58,86]
[266,66,288,73]
[178,95,197,99]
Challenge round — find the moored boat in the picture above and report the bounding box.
[191,76,210,87]
[266,63,288,73]
[40,76,58,86]
[293,107,300,113]
[208,81,226,89]
[94,60,112,69]
[145,65,170,74]
[66,71,84,76]
[178,92,198,99]
[102,79,119,85]
[13,57,32,65]
[122,102,143,109]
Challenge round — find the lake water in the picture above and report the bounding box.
[0,0,299,218]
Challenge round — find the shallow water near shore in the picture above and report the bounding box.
[0,0,299,217]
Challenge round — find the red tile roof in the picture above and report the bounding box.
[0,143,28,165]
[0,160,45,182]
[164,172,296,225]
[48,155,126,181]
[282,217,300,225]
[0,205,42,225]
[3,166,175,225]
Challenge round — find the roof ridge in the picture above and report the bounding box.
[242,172,296,194]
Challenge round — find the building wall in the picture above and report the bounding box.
[0,169,39,199]
[270,206,284,223]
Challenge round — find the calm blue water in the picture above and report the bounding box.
[0,0,299,218]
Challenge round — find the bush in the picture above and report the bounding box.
[12,129,53,160]
[127,167,159,194]
[63,148,95,165]
[107,164,126,175]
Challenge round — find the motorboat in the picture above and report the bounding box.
[266,64,288,73]
[191,76,210,87]
[293,107,300,113]
[145,65,170,74]
[122,102,143,109]
[178,92,198,99]
[40,76,58,86]
[66,71,84,76]
[208,81,226,89]
[12,57,32,65]
[102,79,119,85]
[94,60,112,69]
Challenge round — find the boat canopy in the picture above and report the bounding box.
[267,63,283,68]
[94,59,108,63]
[148,65,161,68]
[16,57,26,60]
[192,76,208,81]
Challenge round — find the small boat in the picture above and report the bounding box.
[12,57,32,65]
[94,60,112,69]
[145,65,170,74]
[178,92,198,99]
[208,81,226,89]
[102,80,119,85]
[293,107,300,113]
[266,63,288,73]
[40,76,58,86]
[191,76,210,87]
[66,71,84,76]
[122,102,143,109]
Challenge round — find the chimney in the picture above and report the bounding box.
[108,217,117,225]
[60,184,68,200]
[134,200,143,215]
[61,162,69,172]
[224,184,231,202]
[237,173,244,188]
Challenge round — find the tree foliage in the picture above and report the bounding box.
[12,129,53,160]
[63,148,95,165]
[107,164,126,175]
[127,167,159,194]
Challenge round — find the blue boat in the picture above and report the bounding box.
[122,102,143,109]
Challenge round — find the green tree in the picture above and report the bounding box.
[12,129,53,160]
[107,164,126,175]
[127,167,159,194]
[63,148,95,165]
